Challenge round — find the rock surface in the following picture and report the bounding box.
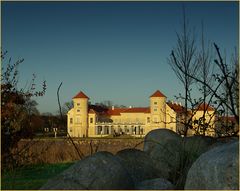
[183,135,216,156]
[40,151,134,190]
[135,178,175,190]
[177,135,217,188]
[185,141,239,190]
[143,129,182,153]
[143,129,183,182]
[116,148,162,185]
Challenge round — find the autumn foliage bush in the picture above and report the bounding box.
[1,50,46,169]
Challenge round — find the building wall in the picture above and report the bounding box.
[150,96,166,128]
[67,109,74,136]
[192,110,215,136]
[67,97,89,137]
[166,105,177,132]
[111,112,147,124]
[67,93,184,137]
[68,105,176,137]
[88,113,96,137]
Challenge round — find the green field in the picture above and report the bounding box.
[1,162,74,190]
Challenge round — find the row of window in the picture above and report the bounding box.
[76,102,158,106]
[69,117,94,124]
[70,117,163,124]
[96,126,144,135]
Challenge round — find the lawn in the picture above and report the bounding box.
[1,162,74,190]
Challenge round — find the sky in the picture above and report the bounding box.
[2,1,238,114]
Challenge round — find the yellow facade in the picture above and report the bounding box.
[165,104,177,132]
[192,105,216,136]
[68,92,89,137]
[67,90,217,137]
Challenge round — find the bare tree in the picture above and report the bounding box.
[60,101,74,115]
[168,6,200,136]
[193,21,215,135]
[213,44,239,136]
[169,6,238,137]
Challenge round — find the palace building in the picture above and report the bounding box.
[67,90,216,137]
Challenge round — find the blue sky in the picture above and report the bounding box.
[2,2,238,114]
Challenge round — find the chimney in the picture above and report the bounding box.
[112,106,114,110]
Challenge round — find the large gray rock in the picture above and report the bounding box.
[185,141,239,190]
[40,151,134,190]
[208,136,239,150]
[143,129,182,153]
[176,135,217,188]
[116,148,163,185]
[143,129,183,182]
[183,135,216,156]
[135,178,175,190]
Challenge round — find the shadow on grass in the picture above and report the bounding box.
[1,162,74,190]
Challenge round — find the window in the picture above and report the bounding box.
[70,118,73,124]
[147,117,150,123]
[124,126,128,133]
[154,108,157,112]
[70,128,72,132]
[77,109,80,112]
[90,118,93,123]
[106,126,109,134]
[77,103,80,106]
[154,102,157,105]
[76,117,80,124]
[97,126,102,135]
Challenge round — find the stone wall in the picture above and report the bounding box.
[16,138,144,164]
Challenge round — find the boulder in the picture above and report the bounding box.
[208,136,239,150]
[40,151,134,190]
[143,129,182,153]
[183,135,216,156]
[143,129,183,182]
[115,148,162,185]
[135,178,175,190]
[176,135,217,188]
[185,141,239,190]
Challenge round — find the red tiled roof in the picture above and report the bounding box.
[123,107,150,113]
[197,103,215,111]
[107,108,127,116]
[88,109,96,114]
[73,91,89,99]
[167,102,185,113]
[150,90,166,98]
[106,107,150,116]
[89,105,108,113]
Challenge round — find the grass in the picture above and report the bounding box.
[1,162,74,190]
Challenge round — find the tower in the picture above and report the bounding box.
[150,90,167,128]
[72,91,89,137]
